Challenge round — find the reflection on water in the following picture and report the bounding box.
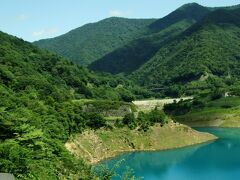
[102,128,240,180]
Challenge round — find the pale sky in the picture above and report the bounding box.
[1,0,240,42]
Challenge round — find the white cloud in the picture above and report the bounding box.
[17,14,28,21]
[32,28,58,37]
[109,10,131,17]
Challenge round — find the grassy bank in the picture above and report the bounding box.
[177,108,240,127]
[173,97,240,127]
[65,122,217,164]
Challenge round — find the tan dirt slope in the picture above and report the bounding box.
[65,122,216,164]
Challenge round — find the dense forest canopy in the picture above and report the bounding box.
[89,3,210,74]
[0,30,153,179]
[34,3,240,99]
[34,17,155,66]
[131,7,240,96]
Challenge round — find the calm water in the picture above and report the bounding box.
[102,128,240,180]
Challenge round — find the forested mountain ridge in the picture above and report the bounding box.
[33,3,240,98]
[0,30,152,179]
[148,3,210,31]
[34,17,155,66]
[33,3,240,78]
[131,7,240,96]
[89,3,211,74]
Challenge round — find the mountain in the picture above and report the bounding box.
[89,3,211,74]
[33,3,240,98]
[34,17,155,66]
[131,7,240,96]
[0,31,152,179]
[149,3,210,31]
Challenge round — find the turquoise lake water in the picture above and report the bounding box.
[102,128,240,180]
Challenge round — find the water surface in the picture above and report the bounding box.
[102,128,240,180]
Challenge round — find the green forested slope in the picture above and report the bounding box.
[34,17,155,66]
[149,3,210,31]
[89,19,194,74]
[33,3,240,82]
[0,31,151,179]
[89,3,210,74]
[131,8,240,96]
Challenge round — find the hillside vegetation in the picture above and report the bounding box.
[89,3,210,74]
[131,7,240,96]
[34,17,155,66]
[165,96,240,127]
[0,31,152,179]
[34,4,240,99]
